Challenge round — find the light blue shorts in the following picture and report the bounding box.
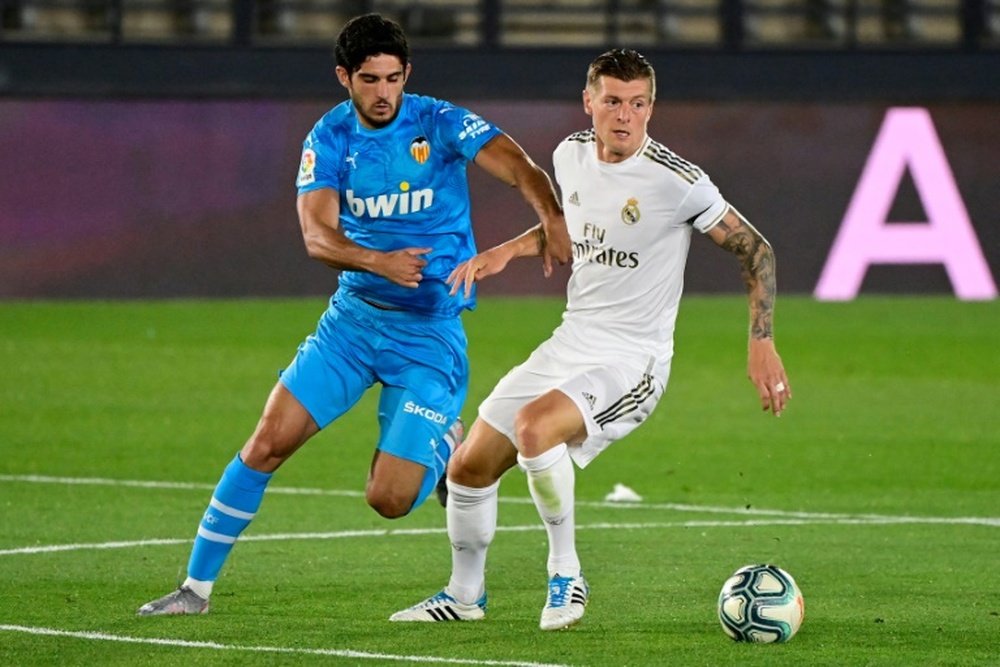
[280,292,468,473]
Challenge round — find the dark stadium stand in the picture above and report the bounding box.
[0,0,997,99]
[0,0,995,48]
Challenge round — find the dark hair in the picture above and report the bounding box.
[586,49,656,100]
[335,13,410,74]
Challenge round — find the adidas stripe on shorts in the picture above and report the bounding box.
[478,333,666,468]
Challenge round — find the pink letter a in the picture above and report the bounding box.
[815,107,997,300]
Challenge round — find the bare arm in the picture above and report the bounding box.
[706,206,791,416]
[473,133,571,276]
[447,224,547,298]
[296,188,430,288]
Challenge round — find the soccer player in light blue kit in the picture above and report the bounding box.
[138,13,570,616]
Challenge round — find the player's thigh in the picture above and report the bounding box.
[366,449,428,509]
[279,312,376,429]
[515,389,589,456]
[375,384,456,474]
[559,365,664,467]
[478,342,570,447]
[375,319,468,470]
[241,382,321,471]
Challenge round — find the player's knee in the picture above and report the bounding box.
[365,486,414,519]
[448,445,507,488]
[242,408,315,472]
[447,448,471,482]
[447,456,478,487]
[241,422,287,471]
[513,408,548,458]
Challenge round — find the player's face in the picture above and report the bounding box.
[583,75,654,163]
[337,54,410,129]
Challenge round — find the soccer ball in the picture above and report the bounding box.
[717,563,804,643]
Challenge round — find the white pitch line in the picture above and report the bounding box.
[0,624,572,667]
[509,495,1000,525]
[2,472,998,527]
[4,513,998,557]
[1,474,998,666]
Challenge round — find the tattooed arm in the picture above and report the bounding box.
[706,206,792,417]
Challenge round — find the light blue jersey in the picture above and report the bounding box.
[169,91,507,600]
[296,93,502,316]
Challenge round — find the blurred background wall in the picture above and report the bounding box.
[1,0,997,299]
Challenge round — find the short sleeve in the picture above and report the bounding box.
[431,101,504,162]
[296,127,341,194]
[677,174,728,233]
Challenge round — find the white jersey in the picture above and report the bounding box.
[551,129,729,381]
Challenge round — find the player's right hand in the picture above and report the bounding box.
[380,247,431,288]
[748,338,791,417]
[447,246,514,298]
[541,214,572,277]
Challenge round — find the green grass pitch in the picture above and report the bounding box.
[1,296,997,666]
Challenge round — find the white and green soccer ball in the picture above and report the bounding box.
[717,563,804,643]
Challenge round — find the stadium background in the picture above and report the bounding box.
[1,5,998,665]
[1,0,998,300]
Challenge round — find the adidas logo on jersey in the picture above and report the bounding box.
[582,392,597,409]
[346,187,435,218]
[568,192,580,206]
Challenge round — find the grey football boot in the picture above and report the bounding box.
[136,586,209,616]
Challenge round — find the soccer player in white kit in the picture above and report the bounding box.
[391,49,791,630]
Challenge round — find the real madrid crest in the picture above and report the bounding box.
[621,197,640,225]
[409,136,430,164]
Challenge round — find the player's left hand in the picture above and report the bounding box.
[748,338,791,417]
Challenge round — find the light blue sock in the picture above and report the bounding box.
[186,453,272,584]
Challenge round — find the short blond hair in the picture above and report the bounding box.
[586,49,656,100]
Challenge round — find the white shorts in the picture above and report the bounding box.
[478,336,667,468]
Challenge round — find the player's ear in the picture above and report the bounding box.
[582,88,593,116]
[403,62,412,84]
[335,66,351,90]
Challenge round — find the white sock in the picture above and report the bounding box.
[518,444,580,578]
[182,577,213,599]
[446,479,499,605]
